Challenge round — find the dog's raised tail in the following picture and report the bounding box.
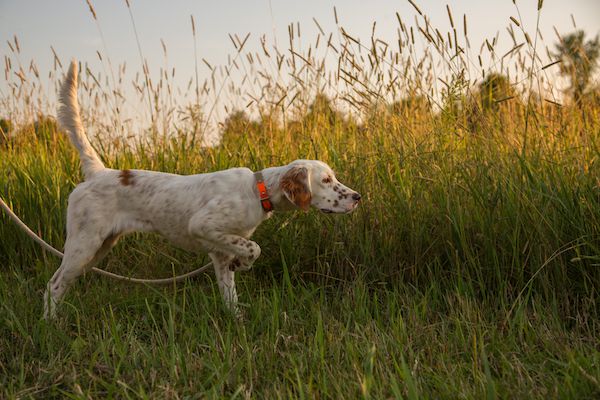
[58,60,105,180]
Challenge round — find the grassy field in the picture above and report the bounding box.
[2,1,600,398]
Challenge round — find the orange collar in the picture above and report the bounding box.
[254,171,273,212]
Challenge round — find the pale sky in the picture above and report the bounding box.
[2,1,599,72]
[1,0,599,134]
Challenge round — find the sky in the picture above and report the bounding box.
[1,0,599,134]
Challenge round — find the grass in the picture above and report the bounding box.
[2,0,600,397]
[1,270,598,398]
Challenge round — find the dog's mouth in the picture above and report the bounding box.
[319,204,358,214]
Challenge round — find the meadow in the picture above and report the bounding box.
[1,1,600,398]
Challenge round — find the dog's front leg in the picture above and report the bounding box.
[189,212,261,271]
[208,252,240,316]
[198,233,261,270]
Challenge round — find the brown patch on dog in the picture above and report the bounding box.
[119,169,134,186]
[280,166,312,211]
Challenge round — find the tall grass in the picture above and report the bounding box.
[1,0,599,397]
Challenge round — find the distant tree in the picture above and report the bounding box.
[303,93,342,127]
[301,93,359,139]
[219,110,260,148]
[0,118,12,147]
[478,73,515,110]
[32,115,61,144]
[389,93,431,115]
[554,30,600,103]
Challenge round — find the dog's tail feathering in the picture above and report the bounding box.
[58,60,105,180]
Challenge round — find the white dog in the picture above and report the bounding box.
[44,61,361,319]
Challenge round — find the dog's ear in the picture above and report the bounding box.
[280,166,312,211]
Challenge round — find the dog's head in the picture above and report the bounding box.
[280,160,361,214]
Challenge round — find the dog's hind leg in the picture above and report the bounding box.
[43,232,119,320]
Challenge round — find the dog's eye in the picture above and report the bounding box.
[322,176,332,184]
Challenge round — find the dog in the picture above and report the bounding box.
[43,61,361,319]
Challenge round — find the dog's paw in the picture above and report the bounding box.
[228,242,261,271]
[228,257,254,272]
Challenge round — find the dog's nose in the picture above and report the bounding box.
[352,193,361,201]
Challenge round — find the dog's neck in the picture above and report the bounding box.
[258,165,297,212]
